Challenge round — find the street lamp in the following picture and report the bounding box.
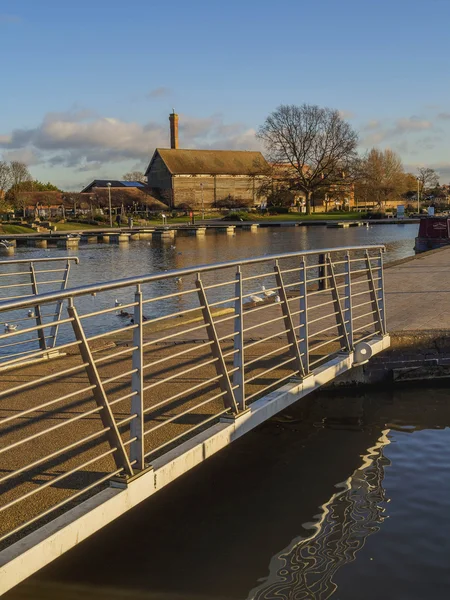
[200,183,204,220]
[107,182,112,227]
[416,177,420,214]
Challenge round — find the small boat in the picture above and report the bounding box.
[415,216,450,253]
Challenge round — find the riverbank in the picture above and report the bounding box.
[331,245,450,387]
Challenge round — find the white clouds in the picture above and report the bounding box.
[0,109,261,171]
[360,115,434,147]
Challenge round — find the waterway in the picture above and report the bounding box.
[7,384,450,599]
[0,223,418,360]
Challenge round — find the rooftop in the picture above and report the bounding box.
[146,149,270,176]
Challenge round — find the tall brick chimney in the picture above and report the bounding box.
[169,110,179,149]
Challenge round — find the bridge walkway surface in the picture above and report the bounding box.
[0,246,390,593]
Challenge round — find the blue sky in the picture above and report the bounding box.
[1,0,450,189]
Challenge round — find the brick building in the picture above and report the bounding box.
[145,112,270,209]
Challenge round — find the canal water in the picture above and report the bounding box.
[8,383,450,600]
[0,223,418,359]
[10,224,418,288]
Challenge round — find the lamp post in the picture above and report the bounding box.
[107,182,112,227]
[417,177,420,214]
[200,183,204,220]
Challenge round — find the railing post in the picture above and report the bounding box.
[344,252,354,349]
[233,266,245,410]
[299,256,309,374]
[196,275,238,414]
[130,285,145,470]
[318,252,329,290]
[326,253,351,352]
[274,261,306,378]
[49,259,71,348]
[29,262,47,351]
[67,299,134,477]
[378,248,387,334]
[365,250,385,336]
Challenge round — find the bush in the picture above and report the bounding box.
[267,206,290,214]
[366,211,386,219]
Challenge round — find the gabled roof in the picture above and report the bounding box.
[145,149,270,176]
[80,180,145,193]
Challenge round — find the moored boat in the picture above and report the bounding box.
[414,216,450,253]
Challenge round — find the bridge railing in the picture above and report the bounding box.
[0,245,386,546]
[0,256,79,363]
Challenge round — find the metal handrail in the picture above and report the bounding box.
[0,244,387,549]
[0,246,384,312]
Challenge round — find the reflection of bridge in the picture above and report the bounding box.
[0,245,389,594]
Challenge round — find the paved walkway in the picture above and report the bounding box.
[385,246,450,331]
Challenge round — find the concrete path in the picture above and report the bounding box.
[385,246,450,331]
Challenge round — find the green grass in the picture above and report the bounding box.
[252,211,367,222]
[54,221,103,231]
[2,224,35,234]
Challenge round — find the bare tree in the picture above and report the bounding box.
[417,167,439,195]
[123,171,146,182]
[355,148,407,208]
[257,104,358,214]
[0,161,12,195]
[9,161,32,190]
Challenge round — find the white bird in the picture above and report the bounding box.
[27,309,35,318]
[274,294,281,303]
[175,277,182,283]
[4,323,17,333]
[261,285,276,298]
[170,245,176,250]
[114,299,121,307]
[249,294,263,303]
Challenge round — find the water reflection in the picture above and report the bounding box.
[249,430,390,599]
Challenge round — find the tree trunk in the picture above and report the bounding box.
[305,191,312,215]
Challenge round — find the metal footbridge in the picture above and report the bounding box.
[0,245,390,593]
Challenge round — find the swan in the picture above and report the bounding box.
[249,294,263,303]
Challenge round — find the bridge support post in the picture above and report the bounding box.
[298,256,309,373]
[130,285,145,470]
[365,249,386,336]
[274,261,306,378]
[233,267,245,410]
[326,253,351,352]
[344,252,354,349]
[196,276,239,414]
[48,259,71,349]
[29,262,47,352]
[67,300,134,477]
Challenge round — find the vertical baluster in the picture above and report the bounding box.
[233,266,245,410]
[49,259,71,348]
[365,250,385,335]
[67,299,133,476]
[30,262,47,351]
[344,252,353,349]
[298,256,309,374]
[196,275,238,413]
[274,261,305,378]
[326,253,351,352]
[130,284,145,470]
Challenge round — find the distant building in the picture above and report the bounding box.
[80,180,147,193]
[145,112,270,209]
[79,180,167,211]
